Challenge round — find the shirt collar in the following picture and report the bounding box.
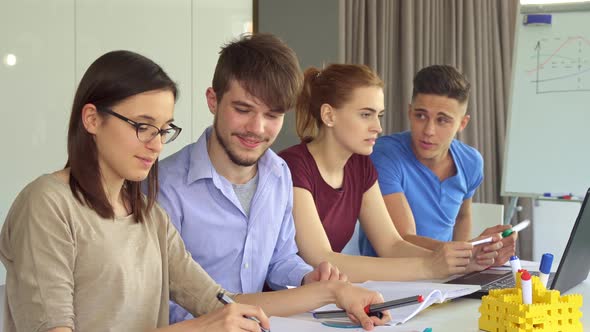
[186,126,286,185]
[187,126,215,184]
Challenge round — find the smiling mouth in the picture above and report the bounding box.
[236,135,264,148]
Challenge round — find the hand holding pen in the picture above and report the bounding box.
[215,291,270,332]
[329,282,392,330]
[475,224,519,266]
[314,295,424,319]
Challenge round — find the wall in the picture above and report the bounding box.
[0,0,251,285]
[532,200,581,266]
[257,0,343,152]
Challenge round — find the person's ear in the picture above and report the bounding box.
[320,103,336,127]
[81,104,100,134]
[206,88,218,115]
[457,114,471,133]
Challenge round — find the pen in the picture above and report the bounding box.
[470,236,493,246]
[502,219,530,238]
[543,192,572,197]
[539,253,554,288]
[543,192,575,199]
[520,270,532,304]
[509,255,521,281]
[217,291,270,332]
[313,295,424,319]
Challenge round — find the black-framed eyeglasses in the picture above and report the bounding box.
[98,108,182,144]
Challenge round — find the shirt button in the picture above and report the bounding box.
[244,263,249,269]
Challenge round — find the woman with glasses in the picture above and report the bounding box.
[0,51,389,332]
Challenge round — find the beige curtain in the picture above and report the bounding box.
[344,0,533,259]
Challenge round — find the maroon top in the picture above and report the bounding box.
[279,143,378,252]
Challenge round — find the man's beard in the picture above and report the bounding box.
[214,116,268,167]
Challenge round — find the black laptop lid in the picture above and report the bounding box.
[550,188,590,292]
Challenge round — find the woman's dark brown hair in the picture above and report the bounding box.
[66,50,177,222]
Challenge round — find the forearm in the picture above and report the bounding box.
[452,220,471,241]
[398,233,443,251]
[306,251,435,283]
[235,281,342,317]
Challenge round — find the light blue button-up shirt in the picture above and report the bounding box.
[157,127,313,323]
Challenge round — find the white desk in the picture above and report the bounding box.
[393,280,587,331]
[290,280,589,332]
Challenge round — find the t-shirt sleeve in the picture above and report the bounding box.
[370,140,404,195]
[465,149,484,199]
[0,183,75,331]
[362,155,379,192]
[166,213,234,316]
[280,148,314,192]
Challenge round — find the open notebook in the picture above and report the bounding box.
[313,281,480,325]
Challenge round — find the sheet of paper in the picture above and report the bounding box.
[269,316,426,331]
[312,281,480,325]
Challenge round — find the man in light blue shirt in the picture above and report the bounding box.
[358,65,516,267]
[157,34,343,324]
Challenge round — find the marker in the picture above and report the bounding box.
[520,270,532,304]
[539,253,554,288]
[523,14,552,25]
[509,255,522,281]
[502,219,531,238]
[217,291,270,332]
[471,236,494,246]
[313,295,424,319]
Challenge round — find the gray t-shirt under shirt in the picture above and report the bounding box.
[232,172,259,216]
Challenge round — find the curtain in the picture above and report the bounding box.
[344,0,533,259]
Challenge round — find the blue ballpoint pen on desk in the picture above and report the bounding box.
[217,291,270,332]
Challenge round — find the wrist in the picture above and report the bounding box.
[422,255,437,279]
[323,280,346,303]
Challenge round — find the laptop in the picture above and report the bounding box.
[446,187,590,299]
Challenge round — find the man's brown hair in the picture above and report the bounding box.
[412,65,471,104]
[212,33,302,112]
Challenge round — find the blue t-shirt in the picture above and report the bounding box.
[358,131,483,256]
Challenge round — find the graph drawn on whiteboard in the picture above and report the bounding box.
[526,35,590,94]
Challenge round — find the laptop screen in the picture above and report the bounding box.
[551,188,590,292]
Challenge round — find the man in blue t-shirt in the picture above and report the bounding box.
[359,65,515,266]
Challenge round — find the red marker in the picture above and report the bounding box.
[521,270,532,304]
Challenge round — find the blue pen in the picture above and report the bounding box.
[217,291,270,332]
[539,253,554,288]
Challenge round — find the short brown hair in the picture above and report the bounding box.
[412,65,470,103]
[296,64,384,141]
[212,33,302,112]
[67,50,177,223]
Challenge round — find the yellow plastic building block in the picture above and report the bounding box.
[478,273,583,332]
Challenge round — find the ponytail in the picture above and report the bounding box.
[295,67,321,142]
